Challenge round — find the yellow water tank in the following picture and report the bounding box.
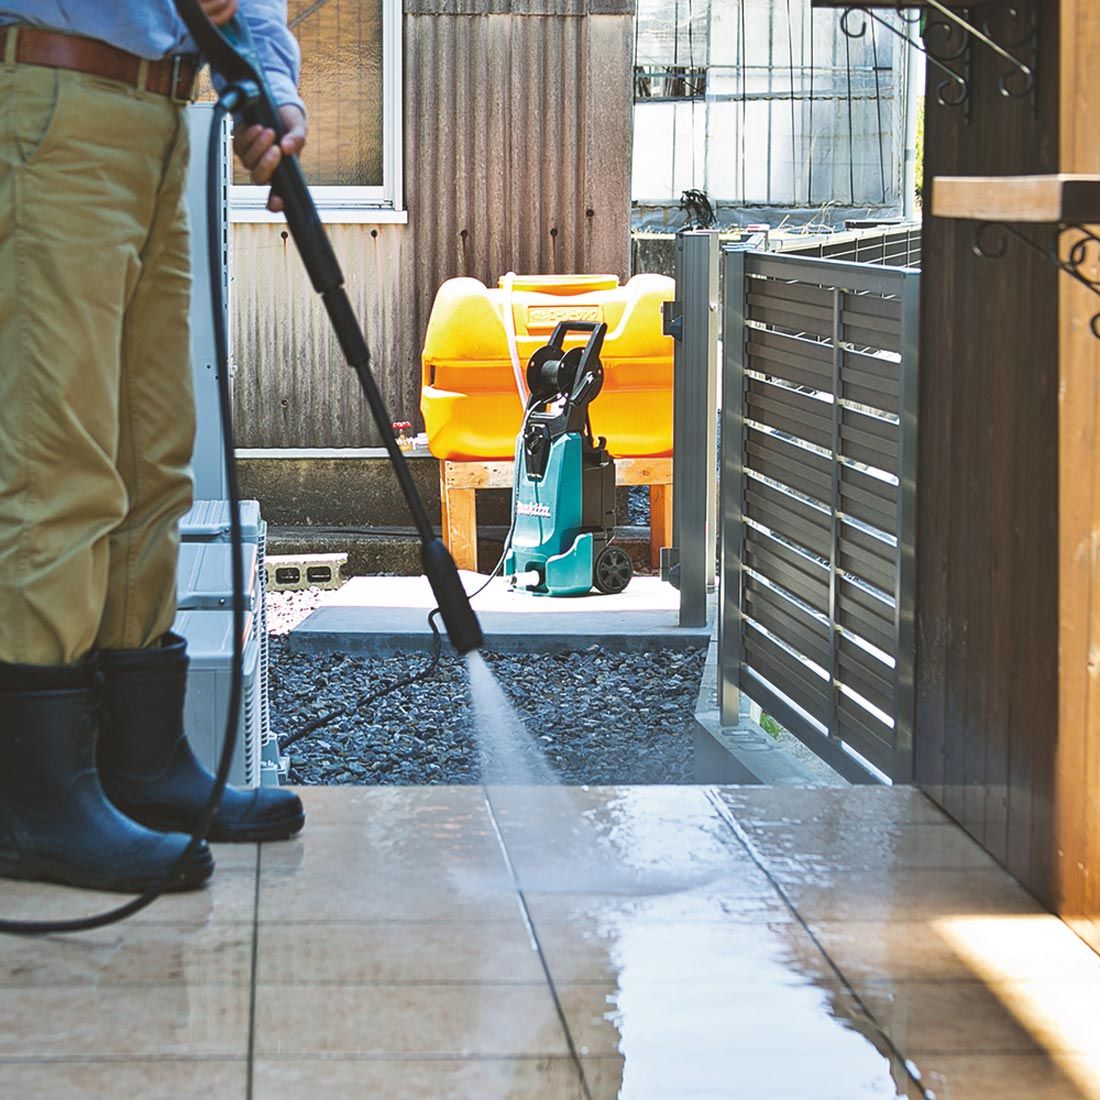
[421,273,675,460]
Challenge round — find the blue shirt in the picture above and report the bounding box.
[0,2,303,109]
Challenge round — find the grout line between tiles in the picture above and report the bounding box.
[481,787,593,1100]
[704,788,935,1100]
[0,981,252,990]
[252,1053,592,1064]
[0,1056,250,1065]
[251,979,568,988]
[246,844,261,1100]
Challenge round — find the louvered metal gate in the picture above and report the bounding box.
[719,250,919,783]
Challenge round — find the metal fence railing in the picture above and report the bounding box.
[631,223,922,284]
[719,249,919,783]
[778,224,922,269]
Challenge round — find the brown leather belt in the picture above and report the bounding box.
[0,25,198,102]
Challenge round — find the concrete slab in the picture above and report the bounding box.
[288,573,713,655]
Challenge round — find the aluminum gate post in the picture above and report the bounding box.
[662,230,719,629]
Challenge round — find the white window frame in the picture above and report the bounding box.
[230,0,404,225]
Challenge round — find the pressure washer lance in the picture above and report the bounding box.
[0,5,482,937]
[176,4,483,658]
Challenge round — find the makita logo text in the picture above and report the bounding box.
[516,502,551,518]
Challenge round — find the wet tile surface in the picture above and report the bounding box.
[807,914,1100,985]
[581,1053,924,1100]
[0,1059,248,1099]
[251,1056,585,1099]
[905,1053,1100,1100]
[0,984,251,1058]
[533,917,825,985]
[0,921,253,987]
[2,784,1098,1100]
[253,982,570,1057]
[255,918,543,984]
[0,865,257,925]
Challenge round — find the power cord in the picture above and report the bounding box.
[0,88,249,935]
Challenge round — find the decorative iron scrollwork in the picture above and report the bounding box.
[979,2,1039,115]
[973,222,1100,339]
[840,7,970,120]
[836,1,1039,121]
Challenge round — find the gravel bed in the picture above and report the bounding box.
[268,634,707,786]
[625,485,651,526]
[265,588,326,635]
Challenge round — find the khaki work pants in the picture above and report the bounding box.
[0,52,195,667]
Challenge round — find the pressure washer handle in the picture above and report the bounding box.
[244,115,340,297]
[547,321,607,384]
[221,26,344,297]
[547,320,604,350]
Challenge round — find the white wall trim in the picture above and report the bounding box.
[230,205,408,225]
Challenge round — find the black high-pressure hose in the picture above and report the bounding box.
[1,3,482,934]
[173,4,483,656]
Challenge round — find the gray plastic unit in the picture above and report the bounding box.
[178,499,280,785]
[180,499,263,543]
[173,609,262,788]
[177,542,259,612]
[186,104,231,502]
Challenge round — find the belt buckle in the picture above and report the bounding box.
[170,54,194,105]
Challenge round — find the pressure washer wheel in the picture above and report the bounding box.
[593,545,633,595]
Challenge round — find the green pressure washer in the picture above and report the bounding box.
[504,322,634,597]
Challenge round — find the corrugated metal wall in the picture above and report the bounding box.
[232,0,634,447]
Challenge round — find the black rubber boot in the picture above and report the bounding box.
[0,660,213,893]
[98,633,304,843]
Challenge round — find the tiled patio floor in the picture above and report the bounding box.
[2,784,1099,1099]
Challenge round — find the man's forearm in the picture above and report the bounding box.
[238,0,304,111]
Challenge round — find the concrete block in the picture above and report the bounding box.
[691,636,822,786]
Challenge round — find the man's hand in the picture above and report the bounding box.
[200,0,238,25]
[233,106,308,213]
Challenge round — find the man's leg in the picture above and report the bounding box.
[93,97,195,653]
[0,58,212,892]
[0,63,133,665]
[93,89,304,844]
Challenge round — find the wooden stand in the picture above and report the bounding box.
[439,457,673,572]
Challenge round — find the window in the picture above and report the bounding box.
[631,0,909,210]
[231,0,404,223]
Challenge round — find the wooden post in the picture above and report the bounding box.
[439,462,451,551]
[1058,0,1100,955]
[439,465,479,571]
[649,483,673,569]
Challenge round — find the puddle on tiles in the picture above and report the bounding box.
[574,914,919,1099]
[466,656,917,1099]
